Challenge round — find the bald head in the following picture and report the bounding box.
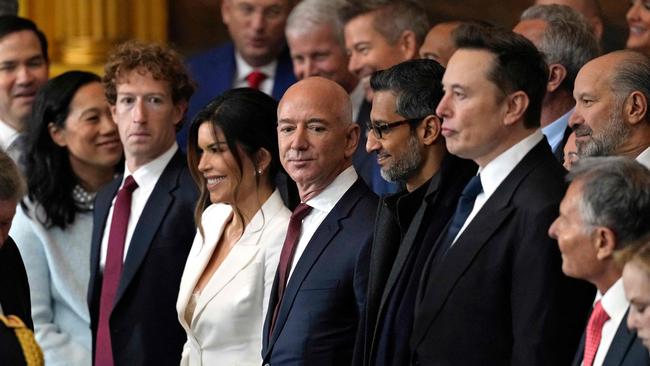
[534,0,603,39]
[419,21,461,67]
[277,77,358,200]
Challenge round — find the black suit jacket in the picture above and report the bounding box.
[554,126,573,163]
[360,154,477,365]
[411,139,594,366]
[0,237,33,366]
[572,308,650,366]
[88,150,198,366]
[262,178,377,365]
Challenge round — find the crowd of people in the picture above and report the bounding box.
[0,0,649,365]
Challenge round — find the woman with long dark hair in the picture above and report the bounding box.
[176,88,290,365]
[10,71,122,365]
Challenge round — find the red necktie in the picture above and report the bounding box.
[269,203,312,336]
[246,70,267,90]
[94,176,138,366]
[583,300,610,366]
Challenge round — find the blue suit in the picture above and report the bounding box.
[262,178,377,365]
[178,43,296,150]
[88,151,198,366]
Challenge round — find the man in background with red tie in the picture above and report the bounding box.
[261,76,376,365]
[549,157,650,366]
[179,0,297,150]
[88,41,198,366]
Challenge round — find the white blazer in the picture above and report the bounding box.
[176,190,290,366]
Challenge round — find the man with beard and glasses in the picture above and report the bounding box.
[570,50,650,168]
[358,59,476,366]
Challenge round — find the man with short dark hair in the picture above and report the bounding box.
[419,21,461,67]
[88,41,198,366]
[570,50,650,169]
[549,156,650,366]
[411,24,593,365]
[339,0,429,196]
[0,15,49,171]
[514,4,600,162]
[359,59,476,366]
[179,0,297,149]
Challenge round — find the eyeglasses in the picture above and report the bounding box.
[365,117,426,139]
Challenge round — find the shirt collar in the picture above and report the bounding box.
[123,143,178,188]
[304,165,358,214]
[234,52,278,84]
[541,107,573,153]
[479,130,544,198]
[0,120,19,150]
[636,146,650,169]
[597,278,630,320]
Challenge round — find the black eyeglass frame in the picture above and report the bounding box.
[365,116,428,139]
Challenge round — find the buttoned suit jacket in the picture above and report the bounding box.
[359,154,477,366]
[411,139,595,366]
[88,150,198,366]
[177,43,296,150]
[261,178,377,366]
[572,309,650,366]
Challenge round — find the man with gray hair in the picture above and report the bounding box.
[570,50,650,168]
[514,4,600,162]
[339,0,429,196]
[548,156,650,366]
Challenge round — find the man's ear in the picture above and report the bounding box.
[344,123,360,159]
[421,115,442,145]
[173,100,188,128]
[547,64,567,94]
[398,30,418,61]
[594,226,617,261]
[624,91,648,126]
[503,91,529,126]
[48,122,67,147]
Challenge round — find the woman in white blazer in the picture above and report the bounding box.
[177,88,292,365]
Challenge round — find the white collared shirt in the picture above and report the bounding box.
[636,146,650,169]
[542,108,572,153]
[0,120,19,151]
[233,52,277,96]
[452,130,544,244]
[99,143,178,270]
[590,279,629,366]
[287,166,358,279]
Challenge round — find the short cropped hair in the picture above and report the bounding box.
[454,23,548,129]
[103,41,196,106]
[0,15,48,62]
[370,59,445,122]
[339,0,429,46]
[520,4,600,93]
[568,156,650,248]
[286,0,345,48]
[0,150,24,202]
[608,50,650,113]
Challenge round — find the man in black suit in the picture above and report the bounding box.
[358,59,476,366]
[514,3,600,162]
[88,42,198,366]
[0,150,41,365]
[411,24,594,365]
[549,157,650,366]
[262,77,377,365]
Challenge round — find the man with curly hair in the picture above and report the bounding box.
[88,41,198,366]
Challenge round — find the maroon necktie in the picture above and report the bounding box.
[246,70,267,90]
[269,203,312,336]
[583,300,610,366]
[94,176,138,366]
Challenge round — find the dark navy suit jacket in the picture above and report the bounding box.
[178,42,296,150]
[572,308,650,366]
[262,178,377,365]
[88,150,198,366]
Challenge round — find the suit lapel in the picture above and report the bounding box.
[412,140,549,347]
[603,309,636,366]
[266,179,366,352]
[114,152,183,306]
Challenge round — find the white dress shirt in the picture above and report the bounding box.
[452,130,544,244]
[233,52,277,96]
[590,279,629,366]
[99,144,178,269]
[637,146,650,169]
[287,166,358,279]
[0,120,18,151]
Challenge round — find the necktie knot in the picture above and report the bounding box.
[246,70,267,90]
[291,202,312,223]
[122,175,138,193]
[462,175,483,200]
[583,300,610,366]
